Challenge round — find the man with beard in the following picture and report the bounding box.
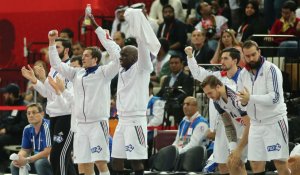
[111,5,129,38]
[157,5,187,56]
[237,40,290,175]
[0,83,27,172]
[185,46,242,174]
[21,38,77,175]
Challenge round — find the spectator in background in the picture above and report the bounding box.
[102,31,126,66]
[111,5,129,38]
[237,0,267,44]
[150,0,185,24]
[24,60,48,110]
[173,96,209,154]
[156,55,194,125]
[195,2,228,50]
[210,29,245,67]
[157,5,187,56]
[130,2,159,34]
[0,83,27,172]
[60,28,74,43]
[70,55,83,68]
[147,82,165,127]
[151,38,171,84]
[72,41,85,58]
[10,103,52,175]
[190,29,214,64]
[268,0,300,57]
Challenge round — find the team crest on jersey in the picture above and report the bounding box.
[267,143,281,152]
[91,145,102,153]
[125,144,134,152]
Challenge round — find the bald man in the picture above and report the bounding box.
[173,96,209,154]
[111,31,153,175]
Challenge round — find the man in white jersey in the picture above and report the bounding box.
[185,46,243,174]
[201,75,250,175]
[46,13,121,175]
[237,40,290,175]
[111,8,160,175]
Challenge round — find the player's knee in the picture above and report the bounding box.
[130,160,144,171]
[95,160,108,172]
[250,161,266,172]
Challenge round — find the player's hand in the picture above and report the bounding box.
[21,65,37,84]
[34,65,46,82]
[206,129,216,140]
[48,76,60,95]
[48,30,58,46]
[237,87,250,105]
[184,46,193,59]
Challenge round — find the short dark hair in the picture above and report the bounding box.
[159,38,170,52]
[221,47,241,64]
[200,75,223,89]
[55,37,72,56]
[282,0,297,12]
[60,28,74,39]
[71,56,83,66]
[85,46,102,64]
[0,83,20,98]
[27,103,43,113]
[242,40,259,50]
[170,54,183,63]
[162,4,174,13]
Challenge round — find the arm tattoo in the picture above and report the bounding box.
[221,112,237,142]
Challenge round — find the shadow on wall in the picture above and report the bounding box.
[0,19,15,68]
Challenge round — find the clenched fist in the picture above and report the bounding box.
[48,30,59,46]
[184,46,193,59]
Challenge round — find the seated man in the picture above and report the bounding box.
[10,103,52,175]
[147,82,165,127]
[156,55,194,125]
[0,83,27,171]
[172,96,209,154]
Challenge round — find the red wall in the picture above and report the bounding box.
[0,0,152,69]
[0,0,153,104]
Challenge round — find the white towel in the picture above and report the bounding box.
[124,8,161,56]
[291,144,300,156]
[10,153,31,175]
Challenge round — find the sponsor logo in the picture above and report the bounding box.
[91,145,102,153]
[125,144,134,152]
[267,143,281,152]
[53,132,64,143]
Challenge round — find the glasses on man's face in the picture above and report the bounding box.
[27,111,40,116]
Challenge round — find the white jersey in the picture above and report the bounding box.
[116,40,153,117]
[237,57,287,124]
[213,86,247,139]
[49,27,120,123]
[34,61,72,117]
[187,56,241,129]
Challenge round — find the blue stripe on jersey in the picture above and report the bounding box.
[270,66,279,104]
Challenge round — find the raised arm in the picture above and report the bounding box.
[91,15,121,80]
[48,30,77,81]
[185,46,213,82]
[136,39,153,73]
